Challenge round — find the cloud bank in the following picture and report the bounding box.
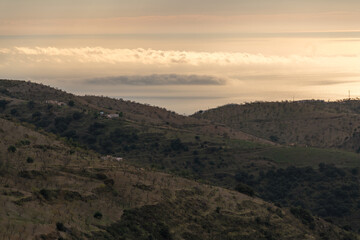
[86,74,226,86]
[1,45,360,114]
[11,46,300,66]
[0,46,355,73]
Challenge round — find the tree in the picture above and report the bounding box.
[0,100,9,110]
[7,146,16,153]
[56,222,67,232]
[235,183,255,197]
[72,111,83,120]
[270,135,279,142]
[27,100,35,109]
[94,211,103,219]
[68,100,75,107]
[10,108,18,115]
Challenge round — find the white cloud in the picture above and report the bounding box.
[11,46,304,66]
[0,48,11,54]
[5,46,359,73]
[2,45,360,114]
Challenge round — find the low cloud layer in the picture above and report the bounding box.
[86,74,225,86]
[10,46,299,66]
[0,46,356,73]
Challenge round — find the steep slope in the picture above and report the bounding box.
[3,80,360,231]
[192,100,360,152]
[0,118,354,240]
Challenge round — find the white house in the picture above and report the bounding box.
[45,100,66,106]
[106,113,119,118]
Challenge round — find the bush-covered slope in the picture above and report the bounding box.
[192,100,360,152]
[0,118,354,240]
[3,80,360,233]
[0,79,268,144]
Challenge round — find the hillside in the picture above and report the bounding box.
[192,100,360,152]
[0,118,354,239]
[0,79,269,144]
[2,79,360,233]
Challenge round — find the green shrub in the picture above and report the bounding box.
[104,179,115,186]
[26,157,34,163]
[72,111,83,120]
[290,207,314,229]
[0,100,9,110]
[19,140,30,146]
[10,108,18,115]
[269,135,279,142]
[32,111,42,119]
[7,146,16,153]
[235,183,255,197]
[27,100,35,109]
[94,211,103,219]
[56,222,66,232]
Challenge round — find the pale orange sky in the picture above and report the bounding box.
[1,1,360,114]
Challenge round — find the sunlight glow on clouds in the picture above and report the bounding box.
[1,44,360,114]
[3,46,359,73]
[13,46,294,65]
[2,1,360,113]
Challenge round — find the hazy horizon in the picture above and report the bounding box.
[1,1,360,114]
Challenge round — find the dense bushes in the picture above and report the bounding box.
[170,138,188,151]
[7,146,16,153]
[72,111,83,120]
[235,183,255,197]
[93,211,103,220]
[242,164,360,220]
[290,207,315,229]
[0,100,9,110]
[109,128,138,144]
[93,205,173,240]
[56,222,67,232]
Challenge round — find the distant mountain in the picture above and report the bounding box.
[192,100,360,152]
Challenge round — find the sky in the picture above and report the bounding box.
[1,0,360,114]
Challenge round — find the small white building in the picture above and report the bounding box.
[45,100,66,106]
[106,113,119,118]
[101,155,123,161]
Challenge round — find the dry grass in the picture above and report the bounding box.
[0,118,355,239]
